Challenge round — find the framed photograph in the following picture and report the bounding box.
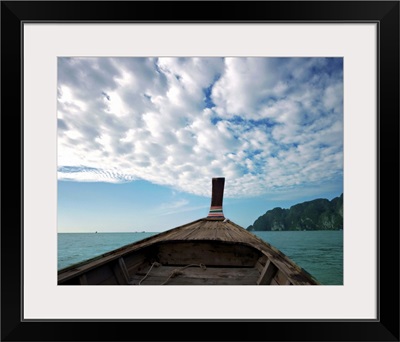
[2,1,399,341]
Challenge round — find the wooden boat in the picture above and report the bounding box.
[58,178,320,285]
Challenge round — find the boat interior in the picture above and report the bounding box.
[59,240,292,286]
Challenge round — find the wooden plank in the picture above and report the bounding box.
[257,260,278,285]
[164,224,201,241]
[255,255,269,273]
[79,274,88,285]
[119,257,130,281]
[132,266,259,285]
[164,276,259,285]
[59,217,319,285]
[112,257,130,285]
[255,262,264,274]
[273,270,291,285]
[133,262,162,285]
[59,277,80,285]
[157,241,260,267]
[99,276,119,285]
[224,225,250,244]
[58,219,205,282]
[59,252,132,283]
[132,274,259,285]
[124,252,149,275]
[136,266,258,279]
[85,264,115,285]
[257,250,318,285]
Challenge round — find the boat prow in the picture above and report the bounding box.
[58,178,320,286]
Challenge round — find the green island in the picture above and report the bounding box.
[247,194,343,231]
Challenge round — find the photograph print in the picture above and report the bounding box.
[57,57,343,286]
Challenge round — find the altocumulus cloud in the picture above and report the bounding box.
[57,57,343,197]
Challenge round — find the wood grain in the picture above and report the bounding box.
[59,217,320,285]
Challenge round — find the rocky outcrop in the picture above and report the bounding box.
[247,194,343,231]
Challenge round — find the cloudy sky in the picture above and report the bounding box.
[57,57,343,232]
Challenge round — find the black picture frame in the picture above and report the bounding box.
[1,1,399,341]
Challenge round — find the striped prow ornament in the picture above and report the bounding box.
[207,177,225,220]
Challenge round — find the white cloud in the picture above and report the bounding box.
[159,198,189,210]
[57,57,343,198]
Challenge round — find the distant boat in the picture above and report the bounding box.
[58,178,319,285]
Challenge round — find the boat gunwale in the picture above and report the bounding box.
[58,218,205,274]
[58,218,320,285]
[58,238,265,283]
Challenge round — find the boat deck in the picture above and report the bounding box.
[131,264,260,285]
[58,218,319,285]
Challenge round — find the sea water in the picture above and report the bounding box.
[58,230,343,285]
[57,232,157,270]
[253,230,343,285]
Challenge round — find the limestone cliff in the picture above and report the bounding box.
[247,194,343,231]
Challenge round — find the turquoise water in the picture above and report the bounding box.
[58,232,158,270]
[58,230,342,285]
[252,231,343,285]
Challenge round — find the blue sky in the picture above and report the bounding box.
[57,57,343,233]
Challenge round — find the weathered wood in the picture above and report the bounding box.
[99,276,118,285]
[59,216,320,286]
[123,252,149,275]
[136,265,257,279]
[133,276,259,285]
[270,279,279,285]
[112,258,130,285]
[256,250,317,285]
[85,264,115,285]
[79,274,88,285]
[132,266,259,285]
[156,241,260,267]
[257,260,278,285]
[58,253,125,283]
[255,255,269,273]
[273,270,291,285]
